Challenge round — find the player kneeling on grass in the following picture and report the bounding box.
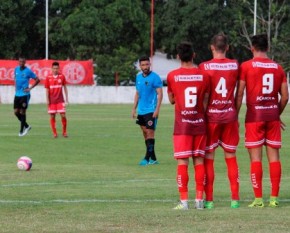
[45,61,69,138]
[167,42,209,210]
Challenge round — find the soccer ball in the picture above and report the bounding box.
[17,156,32,171]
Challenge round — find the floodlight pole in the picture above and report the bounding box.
[45,0,49,59]
[253,0,257,35]
[150,0,154,63]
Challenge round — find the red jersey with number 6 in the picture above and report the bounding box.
[167,67,210,135]
[239,57,287,122]
[199,58,239,123]
[45,74,66,104]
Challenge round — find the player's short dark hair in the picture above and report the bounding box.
[177,42,194,62]
[251,34,268,52]
[211,33,228,52]
[139,56,150,63]
[52,61,59,67]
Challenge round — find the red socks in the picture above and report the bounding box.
[194,164,205,200]
[176,163,205,200]
[225,157,240,200]
[204,158,214,201]
[250,161,263,198]
[176,165,188,200]
[269,161,281,197]
[50,118,57,135]
[61,117,67,134]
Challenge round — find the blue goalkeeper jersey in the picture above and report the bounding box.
[135,71,163,115]
[14,66,37,97]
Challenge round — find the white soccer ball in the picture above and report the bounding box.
[17,156,32,171]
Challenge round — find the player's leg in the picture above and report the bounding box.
[50,114,57,138]
[265,120,282,207]
[204,123,219,208]
[245,122,265,207]
[144,113,159,164]
[60,112,68,137]
[173,135,192,210]
[48,103,57,138]
[192,134,206,210]
[221,121,240,208]
[173,157,190,210]
[57,103,68,137]
[18,96,31,136]
[136,115,149,165]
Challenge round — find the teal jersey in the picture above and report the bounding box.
[136,71,163,115]
[14,66,37,97]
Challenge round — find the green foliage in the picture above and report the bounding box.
[0,0,289,81]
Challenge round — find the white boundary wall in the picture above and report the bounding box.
[0,86,172,104]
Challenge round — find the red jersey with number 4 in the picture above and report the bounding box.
[199,58,239,123]
[240,57,287,122]
[167,67,210,135]
[45,74,66,104]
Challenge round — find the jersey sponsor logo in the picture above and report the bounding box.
[63,62,85,84]
[181,110,198,115]
[204,63,238,70]
[50,85,63,89]
[211,99,232,105]
[256,96,275,101]
[174,75,203,82]
[182,118,204,124]
[208,107,234,113]
[252,62,278,69]
[255,105,278,110]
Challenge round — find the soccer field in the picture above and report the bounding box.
[0,104,290,233]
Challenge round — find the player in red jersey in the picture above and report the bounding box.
[45,61,69,138]
[167,42,209,210]
[236,34,289,207]
[199,33,240,209]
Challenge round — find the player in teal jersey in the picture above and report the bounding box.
[14,57,40,136]
[132,56,163,166]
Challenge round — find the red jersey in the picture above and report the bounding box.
[199,58,238,123]
[240,57,287,122]
[45,73,66,104]
[167,67,210,135]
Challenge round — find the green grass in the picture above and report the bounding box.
[0,104,290,233]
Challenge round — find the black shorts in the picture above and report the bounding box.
[14,95,30,110]
[136,112,157,130]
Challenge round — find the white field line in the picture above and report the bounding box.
[2,177,290,188]
[0,199,290,205]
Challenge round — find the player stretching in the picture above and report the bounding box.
[199,33,240,209]
[45,61,69,138]
[132,56,163,166]
[236,34,289,207]
[14,57,40,136]
[167,42,209,210]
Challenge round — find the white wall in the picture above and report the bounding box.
[0,86,171,104]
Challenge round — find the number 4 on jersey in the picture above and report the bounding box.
[215,77,227,97]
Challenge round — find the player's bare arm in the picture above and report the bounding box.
[203,92,209,112]
[235,80,245,114]
[45,88,50,105]
[132,91,139,118]
[153,87,163,118]
[24,77,40,92]
[64,85,69,105]
[168,92,175,105]
[279,82,289,115]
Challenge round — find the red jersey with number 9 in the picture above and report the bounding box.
[167,67,210,135]
[239,57,287,122]
[199,58,239,123]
